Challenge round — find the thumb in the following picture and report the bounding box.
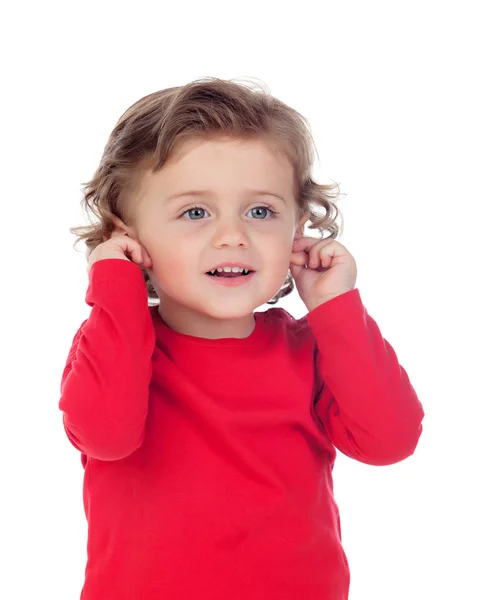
[289,262,305,280]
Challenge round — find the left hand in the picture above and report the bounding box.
[290,236,357,311]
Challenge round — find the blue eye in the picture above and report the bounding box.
[181,205,278,220]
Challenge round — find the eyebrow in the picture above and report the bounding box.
[165,190,287,205]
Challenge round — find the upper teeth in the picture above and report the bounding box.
[209,267,250,274]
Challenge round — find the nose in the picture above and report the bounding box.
[211,215,250,247]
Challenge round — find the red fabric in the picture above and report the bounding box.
[59,259,424,600]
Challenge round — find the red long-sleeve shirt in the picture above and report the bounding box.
[59,258,424,600]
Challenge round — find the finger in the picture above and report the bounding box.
[293,236,336,259]
[308,240,336,268]
[290,251,308,266]
[292,236,320,253]
[125,241,137,262]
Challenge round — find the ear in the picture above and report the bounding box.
[294,212,311,240]
[110,215,137,239]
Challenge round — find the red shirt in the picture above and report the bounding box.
[59,259,424,600]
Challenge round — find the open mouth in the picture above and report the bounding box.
[206,270,254,278]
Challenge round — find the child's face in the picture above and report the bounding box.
[124,136,308,334]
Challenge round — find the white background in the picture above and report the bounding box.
[1,1,481,598]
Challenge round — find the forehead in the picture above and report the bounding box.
[148,136,293,189]
[126,136,295,220]
[168,135,289,165]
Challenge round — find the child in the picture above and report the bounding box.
[60,77,424,600]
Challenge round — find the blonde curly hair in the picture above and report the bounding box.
[70,76,345,306]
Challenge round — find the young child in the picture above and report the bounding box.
[60,77,424,600]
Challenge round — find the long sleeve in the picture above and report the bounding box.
[306,288,424,466]
[59,259,156,461]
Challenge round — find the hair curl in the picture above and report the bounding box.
[70,76,345,306]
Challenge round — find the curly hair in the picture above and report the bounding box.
[70,76,345,306]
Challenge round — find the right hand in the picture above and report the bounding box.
[87,232,153,273]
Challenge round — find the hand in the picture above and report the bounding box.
[87,232,153,274]
[290,236,357,311]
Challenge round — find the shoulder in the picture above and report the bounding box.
[258,306,313,338]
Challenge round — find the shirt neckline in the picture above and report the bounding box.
[149,305,268,347]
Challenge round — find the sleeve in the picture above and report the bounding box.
[58,259,156,461]
[306,288,425,466]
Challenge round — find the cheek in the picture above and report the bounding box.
[151,243,196,277]
[264,238,293,264]
[157,255,187,275]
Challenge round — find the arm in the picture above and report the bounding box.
[306,289,424,466]
[59,259,155,461]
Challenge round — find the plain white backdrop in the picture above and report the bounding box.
[1,1,481,598]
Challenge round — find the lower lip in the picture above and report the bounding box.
[205,272,256,287]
